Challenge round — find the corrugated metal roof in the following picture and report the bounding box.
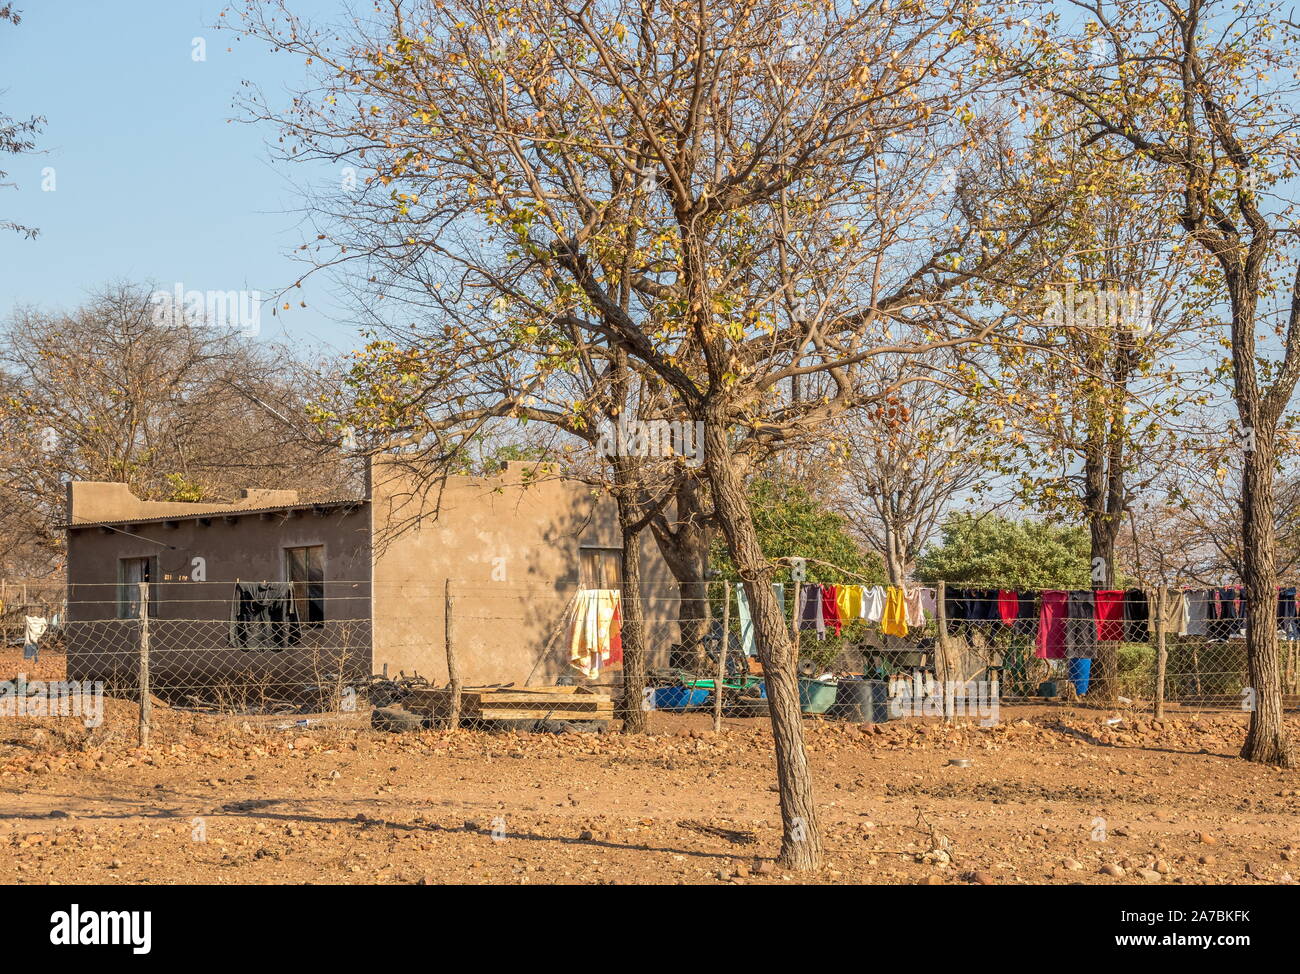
[63,498,368,531]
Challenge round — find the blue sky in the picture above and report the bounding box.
[0,0,359,355]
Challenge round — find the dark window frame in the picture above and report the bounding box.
[579,546,623,590]
[284,544,326,625]
[117,556,158,619]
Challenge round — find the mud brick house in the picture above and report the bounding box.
[63,458,678,701]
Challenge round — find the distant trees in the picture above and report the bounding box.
[709,477,885,585]
[917,513,1092,590]
[0,283,351,575]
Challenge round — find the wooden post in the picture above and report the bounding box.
[138,580,151,747]
[936,580,951,722]
[714,582,730,733]
[444,578,462,729]
[1153,584,1168,720]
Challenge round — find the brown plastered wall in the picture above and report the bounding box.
[369,458,679,686]
[64,495,372,694]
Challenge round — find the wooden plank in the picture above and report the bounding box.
[467,708,612,721]
[475,691,607,702]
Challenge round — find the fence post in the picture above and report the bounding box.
[444,578,462,729]
[936,580,952,722]
[138,580,151,747]
[1153,584,1168,720]
[714,582,729,734]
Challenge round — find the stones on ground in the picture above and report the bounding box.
[971,870,997,885]
[1199,832,1218,845]
[1100,862,1125,877]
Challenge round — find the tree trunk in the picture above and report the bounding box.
[649,482,712,670]
[1087,491,1121,705]
[616,481,649,733]
[702,409,822,870]
[1240,428,1294,766]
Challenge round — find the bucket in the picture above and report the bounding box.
[798,677,838,714]
[829,678,891,723]
[1067,657,1092,696]
[1038,680,1058,698]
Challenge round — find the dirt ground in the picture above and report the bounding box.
[1,652,1298,885]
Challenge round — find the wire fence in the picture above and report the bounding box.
[2,578,1297,742]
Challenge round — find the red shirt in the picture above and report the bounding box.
[1094,590,1125,641]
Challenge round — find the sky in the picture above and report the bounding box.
[0,0,360,355]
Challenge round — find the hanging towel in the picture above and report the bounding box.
[569,589,621,678]
[863,585,887,623]
[882,586,909,637]
[821,584,843,637]
[1036,590,1067,659]
[904,587,928,627]
[1164,590,1188,636]
[919,587,936,619]
[1094,589,1125,641]
[997,590,1020,627]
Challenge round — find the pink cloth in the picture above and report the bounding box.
[1036,590,1067,659]
[1094,589,1125,641]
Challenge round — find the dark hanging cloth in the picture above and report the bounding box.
[1015,591,1038,637]
[1065,590,1097,658]
[1211,586,1242,641]
[1280,587,1300,641]
[945,587,967,623]
[799,583,823,632]
[1122,589,1150,642]
[230,581,300,651]
[968,588,1000,624]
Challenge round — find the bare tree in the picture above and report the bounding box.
[0,283,352,574]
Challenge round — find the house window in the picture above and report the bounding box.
[579,547,623,590]
[117,556,158,619]
[285,545,325,625]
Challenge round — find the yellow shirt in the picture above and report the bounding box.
[835,584,862,623]
[882,585,909,637]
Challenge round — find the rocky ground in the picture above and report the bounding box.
[1,680,1297,885]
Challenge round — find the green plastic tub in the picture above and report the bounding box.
[798,677,838,714]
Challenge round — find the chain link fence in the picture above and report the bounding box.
[3,579,1297,743]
